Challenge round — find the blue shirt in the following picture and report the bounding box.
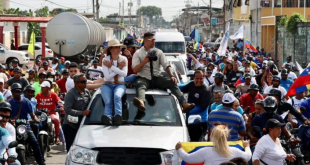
[58,64,65,73]
[215,104,244,115]
[300,98,310,119]
[8,97,34,120]
[210,102,221,111]
[237,42,243,49]
[280,78,293,91]
[208,107,246,141]
[251,113,284,138]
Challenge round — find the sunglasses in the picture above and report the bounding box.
[13,90,22,93]
[0,114,10,119]
[78,80,87,84]
[39,77,46,79]
[146,38,156,42]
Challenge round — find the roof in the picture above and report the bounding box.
[0,17,53,23]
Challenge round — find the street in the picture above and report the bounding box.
[25,145,67,165]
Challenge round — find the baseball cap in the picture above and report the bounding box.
[222,93,236,104]
[244,73,252,79]
[60,57,65,60]
[43,61,48,66]
[266,119,285,130]
[40,81,51,88]
[272,76,280,81]
[93,60,99,64]
[64,61,71,66]
[0,78,4,84]
[245,60,251,64]
[263,60,268,64]
[13,67,21,73]
[281,69,288,75]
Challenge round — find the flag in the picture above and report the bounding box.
[287,65,310,96]
[190,29,195,40]
[174,141,244,165]
[245,39,258,53]
[28,31,36,59]
[295,61,304,74]
[194,42,201,50]
[217,22,230,56]
[234,75,245,87]
[230,25,244,40]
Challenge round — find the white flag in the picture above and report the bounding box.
[217,22,230,56]
[296,61,304,74]
[230,25,244,40]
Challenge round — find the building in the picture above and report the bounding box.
[0,20,28,48]
[251,0,310,64]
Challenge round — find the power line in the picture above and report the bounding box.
[10,0,40,9]
[45,0,70,9]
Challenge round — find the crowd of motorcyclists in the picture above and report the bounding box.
[0,31,310,165]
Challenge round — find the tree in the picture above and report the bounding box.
[137,6,162,26]
[27,6,50,41]
[50,8,77,16]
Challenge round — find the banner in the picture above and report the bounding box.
[28,31,36,58]
[230,25,244,40]
[217,22,230,56]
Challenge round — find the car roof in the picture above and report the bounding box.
[93,88,170,96]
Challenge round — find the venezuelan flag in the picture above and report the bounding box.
[180,141,244,165]
[245,39,257,53]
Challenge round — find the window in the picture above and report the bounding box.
[18,45,28,50]
[35,46,41,50]
[85,94,181,126]
[155,42,185,54]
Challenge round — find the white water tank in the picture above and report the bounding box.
[46,12,106,57]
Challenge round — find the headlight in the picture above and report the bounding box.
[40,113,47,122]
[160,150,179,165]
[70,145,98,164]
[17,125,27,135]
[25,53,29,57]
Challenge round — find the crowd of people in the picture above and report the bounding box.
[0,31,310,165]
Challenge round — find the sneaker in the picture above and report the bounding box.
[133,97,146,111]
[101,115,112,125]
[182,103,195,113]
[113,115,122,126]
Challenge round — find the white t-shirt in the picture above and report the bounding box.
[264,86,287,98]
[204,76,214,87]
[0,89,12,101]
[65,76,74,92]
[287,97,305,109]
[195,62,205,69]
[252,134,286,165]
[288,72,297,80]
[3,123,17,158]
[101,56,128,82]
[177,146,252,165]
[88,66,103,79]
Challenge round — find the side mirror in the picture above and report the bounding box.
[8,141,18,148]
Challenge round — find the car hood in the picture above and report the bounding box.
[75,125,186,150]
[10,50,27,55]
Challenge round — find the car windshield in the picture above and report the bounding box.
[170,61,185,75]
[0,44,9,50]
[155,42,185,54]
[84,94,182,126]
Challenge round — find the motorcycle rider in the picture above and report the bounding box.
[297,97,310,151]
[56,69,69,94]
[0,126,17,164]
[0,102,20,165]
[33,72,47,96]
[240,84,264,113]
[207,72,230,102]
[8,83,45,165]
[263,76,287,98]
[23,85,39,137]
[7,68,29,90]
[250,96,291,144]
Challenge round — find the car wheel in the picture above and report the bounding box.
[36,55,42,61]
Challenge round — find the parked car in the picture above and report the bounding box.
[0,43,29,68]
[18,44,54,60]
[66,88,190,165]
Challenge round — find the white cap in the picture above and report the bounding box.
[222,93,236,104]
[263,60,268,64]
[0,78,4,84]
[40,81,51,88]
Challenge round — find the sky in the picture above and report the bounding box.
[9,0,223,21]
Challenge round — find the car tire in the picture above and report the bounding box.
[36,55,42,61]
[6,58,18,68]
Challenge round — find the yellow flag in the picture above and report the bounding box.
[28,32,36,59]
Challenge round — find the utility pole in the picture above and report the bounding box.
[209,0,212,40]
[137,0,141,27]
[122,0,124,26]
[92,0,95,20]
[119,2,121,24]
[197,2,199,26]
[96,0,100,21]
[128,0,133,26]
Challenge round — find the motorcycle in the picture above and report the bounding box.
[0,141,18,165]
[11,119,30,165]
[35,108,52,160]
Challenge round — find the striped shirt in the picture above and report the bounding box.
[208,107,246,141]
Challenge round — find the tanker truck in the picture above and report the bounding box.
[46,12,113,61]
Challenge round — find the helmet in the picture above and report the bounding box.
[13,67,21,73]
[11,83,22,91]
[24,85,35,92]
[214,72,224,79]
[62,69,69,74]
[0,102,12,112]
[269,88,282,98]
[64,61,71,66]
[38,72,47,77]
[47,72,55,77]
[79,54,85,59]
[29,70,35,74]
[263,96,278,114]
[249,84,260,91]
[281,69,288,75]
[43,61,48,66]
[53,57,59,62]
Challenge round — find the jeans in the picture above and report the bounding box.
[63,124,78,152]
[298,125,310,146]
[27,131,45,164]
[30,123,40,138]
[124,74,137,84]
[9,160,21,165]
[101,84,126,119]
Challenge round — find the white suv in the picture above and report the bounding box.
[66,88,190,165]
[18,44,54,60]
[0,43,29,67]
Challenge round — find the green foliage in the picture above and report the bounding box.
[286,13,306,34]
[27,6,50,42]
[279,16,287,27]
[137,6,162,24]
[50,8,77,16]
